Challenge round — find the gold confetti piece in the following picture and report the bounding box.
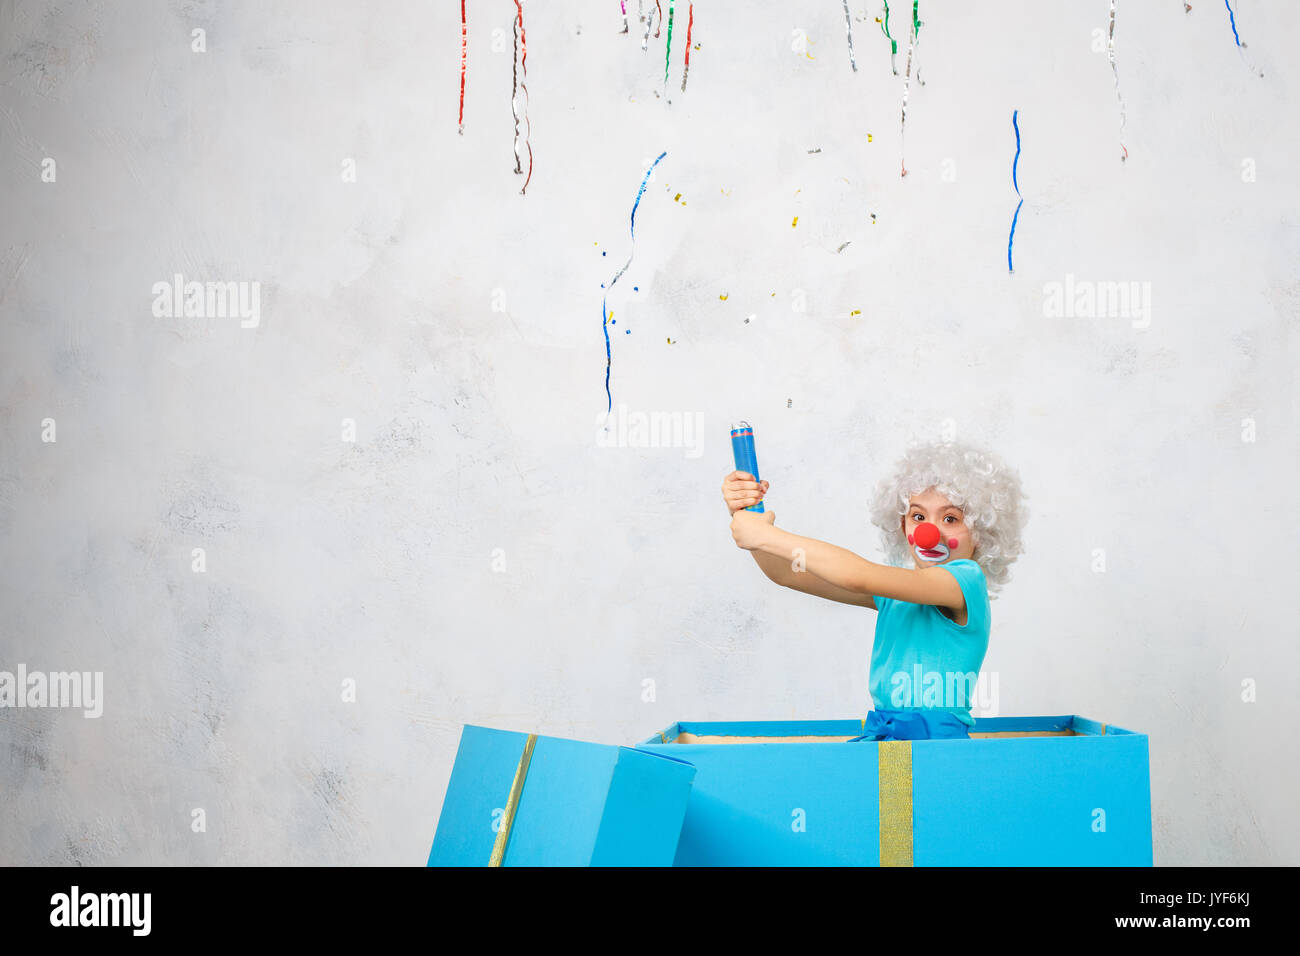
[666,337,675,344]
[674,192,682,202]
[868,133,873,142]
[720,293,728,300]
[792,216,798,227]
[850,309,861,317]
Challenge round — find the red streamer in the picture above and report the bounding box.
[680,3,694,92]
[458,0,467,135]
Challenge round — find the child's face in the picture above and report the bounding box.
[900,487,976,568]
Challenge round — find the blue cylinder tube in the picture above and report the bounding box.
[730,424,764,513]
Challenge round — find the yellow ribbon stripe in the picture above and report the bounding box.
[877,740,914,867]
[488,732,538,867]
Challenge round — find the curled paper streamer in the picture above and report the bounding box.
[458,0,467,134]
[1225,0,1241,44]
[512,1,533,193]
[843,0,858,72]
[1223,0,1263,75]
[602,152,668,416]
[640,0,657,51]
[899,6,921,176]
[640,0,662,51]
[910,1,925,87]
[878,1,899,74]
[681,3,694,91]
[1008,110,1023,273]
[1107,0,1128,162]
[664,0,675,97]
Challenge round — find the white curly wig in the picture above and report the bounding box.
[868,439,1028,599]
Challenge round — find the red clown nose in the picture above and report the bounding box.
[912,522,942,550]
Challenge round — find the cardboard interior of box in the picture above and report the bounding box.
[667,729,1080,743]
[647,716,1119,745]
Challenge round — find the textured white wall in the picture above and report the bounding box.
[1,0,1296,866]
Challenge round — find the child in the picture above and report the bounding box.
[723,439,1027,740]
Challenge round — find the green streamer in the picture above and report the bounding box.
[879,1,897,55]
[664,0,675,96]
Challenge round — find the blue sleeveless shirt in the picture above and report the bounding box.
[867,559,991,727]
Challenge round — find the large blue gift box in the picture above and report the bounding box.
[428,724,697,866]
[429,715,1152,866]
[635,715,1154,866]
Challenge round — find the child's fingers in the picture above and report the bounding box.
[722,472,765,513]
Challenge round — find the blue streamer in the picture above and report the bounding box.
[1225,0,1241,46]
[1222,0,1262,77]
[1008,110,1022,273]
[603,151,667,415]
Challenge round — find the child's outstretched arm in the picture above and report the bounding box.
[750,526,879,608]
[722,471,875,608]
[730,510,964,612]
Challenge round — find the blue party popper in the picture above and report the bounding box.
[730,422,764,513]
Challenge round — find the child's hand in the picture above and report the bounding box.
[730,508,777,551]
[721,470,768,514]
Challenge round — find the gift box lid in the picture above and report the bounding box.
[428,724,697,866]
